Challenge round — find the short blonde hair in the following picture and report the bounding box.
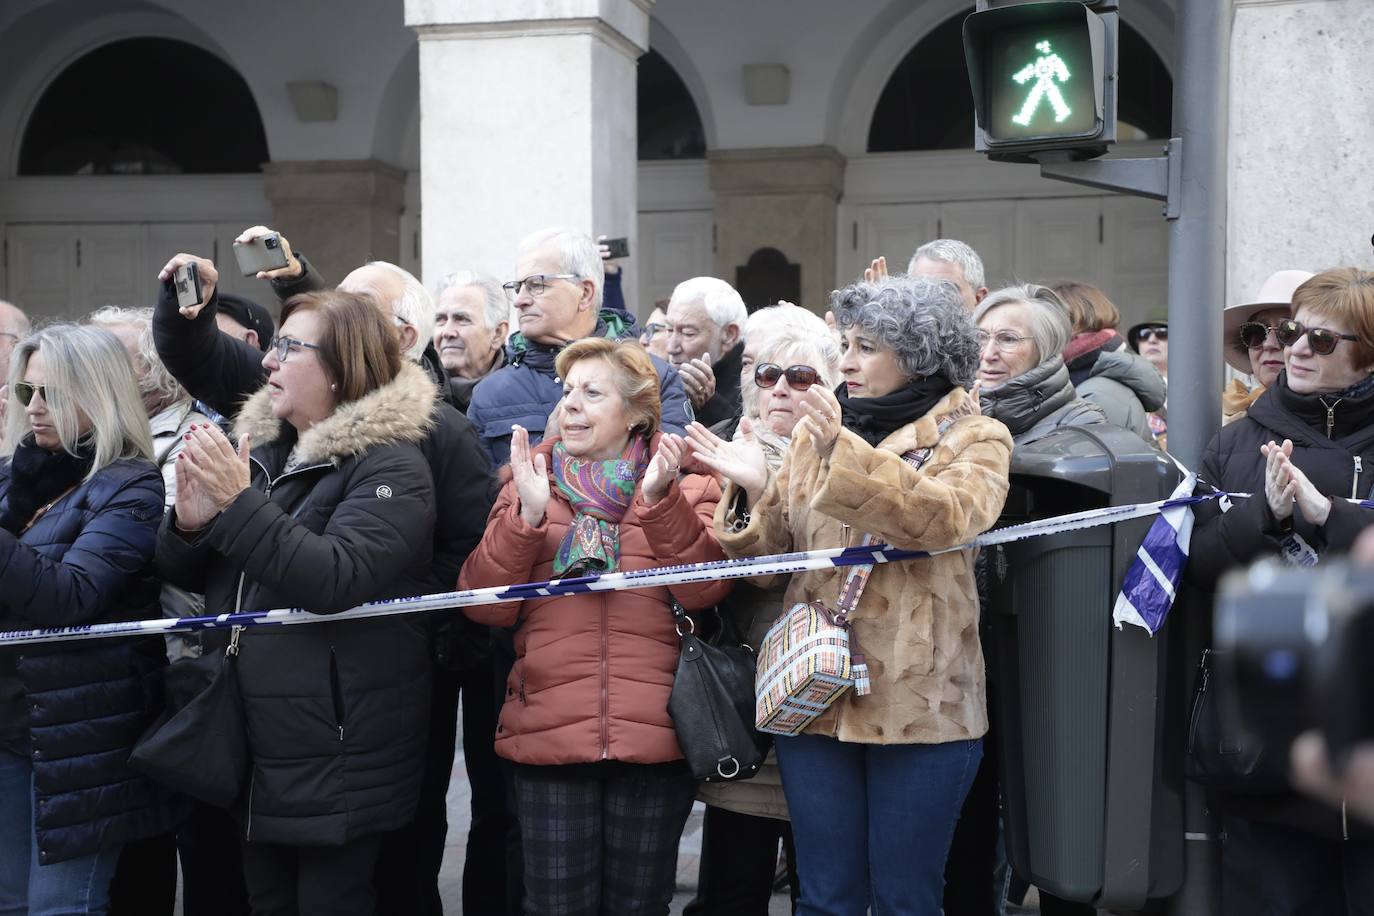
[2,324,153,476]
[554,338,661,439]
[1052,281,1121,334]
[1293,268,1374,368]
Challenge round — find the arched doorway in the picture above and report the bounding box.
[20,37,267,175]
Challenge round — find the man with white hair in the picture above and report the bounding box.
[0,300,31,423]
[665,276,749,427]
[908,238,990,312]
[151,242,497,916]
[465,226,691,466]
[432,271,510,412]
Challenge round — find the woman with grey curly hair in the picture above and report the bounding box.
[973,284,1107,445]
[690,275,1013,914]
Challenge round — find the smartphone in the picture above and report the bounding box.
[602,237,630,260]
[233,232,290,276]
[174,263,203,309]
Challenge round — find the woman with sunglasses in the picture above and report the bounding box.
[0,325,180,914]
[155,290,440,915]
[693,276,1012,915]
[1220,270,1314,424]
[1190,267,1374,915]
[685,307,838,916]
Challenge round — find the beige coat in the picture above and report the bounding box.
[716,387,1012,745]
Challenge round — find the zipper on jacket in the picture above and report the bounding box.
[1353,456,1363,500]
[328,648,346,741]
[1321,396,1343,439]
[599,596,610,760]
[518,675,526,706]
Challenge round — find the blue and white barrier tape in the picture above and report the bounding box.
[0,491,1230,648]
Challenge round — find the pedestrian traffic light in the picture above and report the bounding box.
[964,1,1118,162]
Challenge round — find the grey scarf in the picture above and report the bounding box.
[978,357,1077,437]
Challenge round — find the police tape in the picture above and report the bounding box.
[0,491,1234,648]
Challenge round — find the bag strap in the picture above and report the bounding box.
[833,410,965,622]
[19,484,79,536]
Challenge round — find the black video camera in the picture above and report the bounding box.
[1215,561,1374,778]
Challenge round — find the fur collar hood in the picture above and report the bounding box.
[233,361,437,466]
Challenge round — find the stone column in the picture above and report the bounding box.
[262,159,407,286]
[708,146,845,314]
[406,0,651,295]
[1229,0,1374,299]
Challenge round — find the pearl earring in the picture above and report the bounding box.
[330,383,337,391]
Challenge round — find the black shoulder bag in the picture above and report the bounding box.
[668,603,772,782]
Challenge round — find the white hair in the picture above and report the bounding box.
[518,227,605,309]
[366,261,434,362]
[87,306,187,409]
[742,302,830,348]
[433,271,509,332]
[669,277,748,334]
[908,238,986,292]
[741,324,841,420]
[2,324,154,475]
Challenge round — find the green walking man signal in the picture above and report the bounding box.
[963,1,1118,163]
[1012,40,1072,126]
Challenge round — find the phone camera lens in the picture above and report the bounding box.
[265,238,279,249]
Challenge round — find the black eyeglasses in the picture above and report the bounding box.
[1274,318,1358,356]
[754,363,820,390]
[501,274,578,299]
[1134,325,1168,342]
[1239,322,1282,349]
[268,335,323,362]
[13,382,46,406]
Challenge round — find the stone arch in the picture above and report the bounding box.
[646,18,717,152]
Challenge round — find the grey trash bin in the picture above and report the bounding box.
[985,425,1184,909]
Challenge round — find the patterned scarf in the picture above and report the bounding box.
[551,437,651,576]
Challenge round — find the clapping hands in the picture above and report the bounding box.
[1261,439,1332,526]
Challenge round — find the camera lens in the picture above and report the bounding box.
[265,237,279,249]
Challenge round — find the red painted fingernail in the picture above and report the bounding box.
[184,433,192,440]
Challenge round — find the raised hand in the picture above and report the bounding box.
[863,256,889,283]
[179,424,251,512]
[1275,446,1331,526]
[158,254,219,319]
[235,225,303,281]
[798,385,843,459]
[511,425,550,528]
[679,358,717,409]
[642,433,688,506]
[686,419,768,504]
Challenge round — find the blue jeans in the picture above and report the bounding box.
[0,738,121,916]
[775,733,982,916]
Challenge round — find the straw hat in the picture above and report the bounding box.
[1221,269,1315,374]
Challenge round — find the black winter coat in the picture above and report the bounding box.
[156,363,440,846]
[0,457,181,864]
[1188,375,1374,838]
[695,341,745,428]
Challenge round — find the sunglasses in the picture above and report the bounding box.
[1134,326,1168,342]
[13,382,45,406]
[1273,318,1358,356]
[754,363,820,390]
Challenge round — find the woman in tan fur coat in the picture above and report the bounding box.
[689,275,1012,916]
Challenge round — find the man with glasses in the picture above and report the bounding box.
[150,245,497,916]
[466,226,691,466]
[0,300,31,423]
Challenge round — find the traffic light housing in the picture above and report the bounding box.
[964,1,1118,163]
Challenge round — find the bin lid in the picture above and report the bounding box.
[1010,425,1173,497]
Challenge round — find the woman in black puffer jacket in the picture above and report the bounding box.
[0,324,180,914]
[1188,268,1374,916]
[156,291,438,916]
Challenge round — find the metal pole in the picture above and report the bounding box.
[1166,0,1232,912]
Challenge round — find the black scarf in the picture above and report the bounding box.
[0,437,93,535]
[1270,372,1374,443]
[837,375,955,447]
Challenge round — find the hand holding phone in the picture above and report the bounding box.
[157,254,218,319]
[233,231,292,277]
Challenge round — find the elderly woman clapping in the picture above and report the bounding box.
[691,276,1012,914]
[974,284,1107,444]
[0,325,179,913]
[458,337,729,915]
[156,290,440,915]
